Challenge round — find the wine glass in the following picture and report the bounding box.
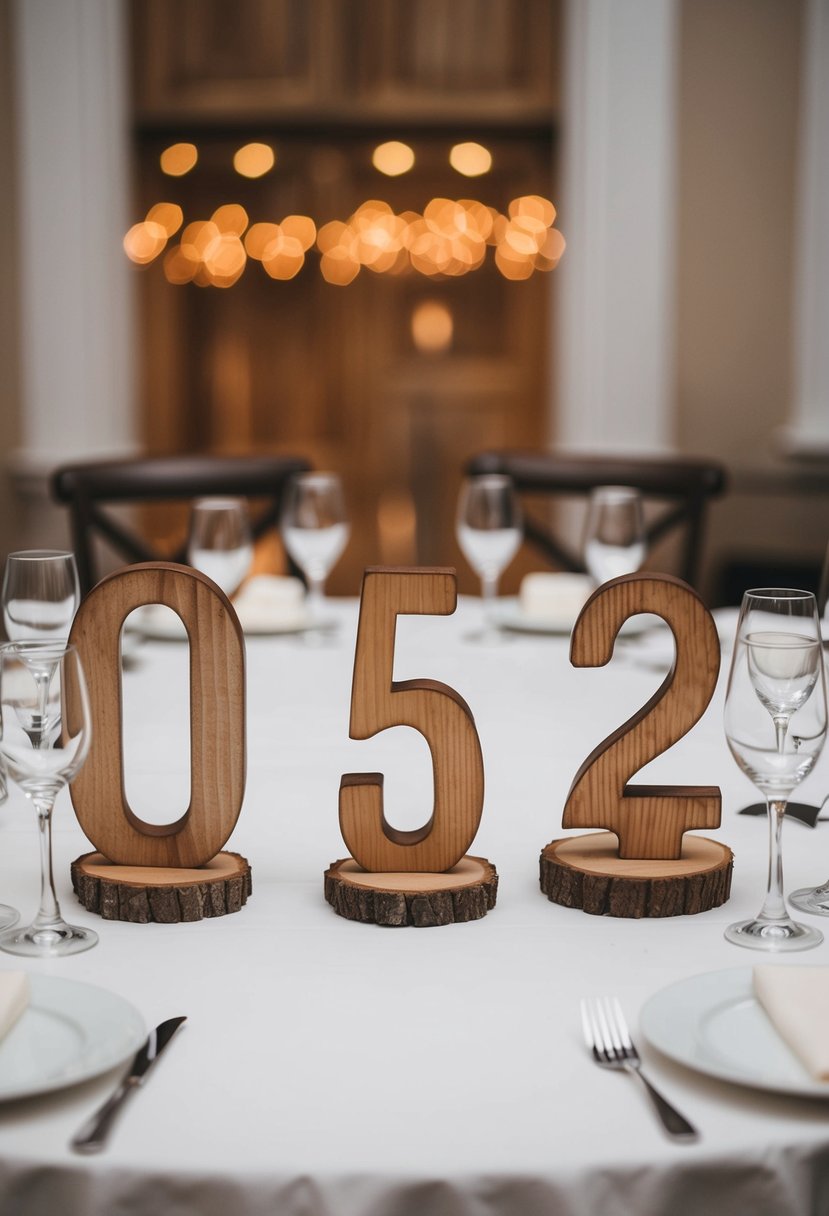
[0,641,96,956]
[582,486,646,585]
[723,588,827,951]
[280,473,349,620]
[456,474,522,642]
[1,550,80,813]
[187,498,254,598]
[2,550,80,640]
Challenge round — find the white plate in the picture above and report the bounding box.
[495,598,663,638]
[126,603,318,640]
[0,974,145,1101]
[640,966,829,1098]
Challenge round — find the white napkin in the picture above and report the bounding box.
[0,972,29,1041]
[232,575,308,633]
[753,965,829,1080]
[518,573,592,627]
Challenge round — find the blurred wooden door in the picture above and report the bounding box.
[132,0,560,592]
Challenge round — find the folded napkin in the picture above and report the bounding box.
[753,965,829,1080]
[232,574,308,633]
[0,972,29,1042]
[518,572,592,627]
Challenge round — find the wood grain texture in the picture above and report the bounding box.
[324,856,497,926]
[339,568,485,872]
[540,834,733,918]
[71,850,252,923]
[562,573,722,860]
[68,563,246,868]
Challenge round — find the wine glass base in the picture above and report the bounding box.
[0,921,98,957]
[724,916,823,952]
[0,905,18,931]
[789,886,829,916]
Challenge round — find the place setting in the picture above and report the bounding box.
[126,474,350,645]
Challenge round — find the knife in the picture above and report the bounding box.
[71,1016,187,1154]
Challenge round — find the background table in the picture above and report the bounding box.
[0,597,828,1216]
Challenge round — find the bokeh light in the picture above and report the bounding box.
[123,221,167,264]
[411,300,454,352]
[372,141,415,176]
[449,142,492,176]
[233,143,275,178]
[146,203,183,237]
[160,143,198,176]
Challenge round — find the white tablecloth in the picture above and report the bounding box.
[1,597,829,1216]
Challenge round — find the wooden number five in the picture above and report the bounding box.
[562,573,721,860]
[68,563,246,868]
[339,568,485,872]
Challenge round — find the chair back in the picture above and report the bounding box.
[51,454,312,593]
[464,450,727,588]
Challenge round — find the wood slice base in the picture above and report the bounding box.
[324,856,498,926]
[540,833,732,918]
[71,851,252,923]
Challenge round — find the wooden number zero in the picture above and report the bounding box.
[68,563,246,868]
[339,567,485,872]
[562,573,721,860]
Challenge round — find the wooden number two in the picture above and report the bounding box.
[562,573,721,860]
[68,563,246,868]
[339,567,485,872]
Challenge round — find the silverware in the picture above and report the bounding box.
[71,1016,187,1154]
[580,996,697,1142]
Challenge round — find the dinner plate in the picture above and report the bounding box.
[126,603,318,640]
[640,967,829,1098]
[495,598,663,638]
[0,974,145,1101]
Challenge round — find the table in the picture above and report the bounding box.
[1,597,829,1216]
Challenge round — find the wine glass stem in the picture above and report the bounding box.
[30,794,64,931]
[306,576,325,618]
[773,714,789,754]
[758,797,789,923]
[481,574,498,623]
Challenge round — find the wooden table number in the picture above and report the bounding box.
[68,563,251,923]
[325,568,498,926]
[540,573,733,918]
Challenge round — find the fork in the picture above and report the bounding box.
[580,996,698,1142]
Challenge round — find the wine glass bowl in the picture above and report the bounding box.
[0,642,96,957]
[187,498,254,598]
[456,474,522,642]
[280,473,349,616]
[2,550,80,641]
[582,486,646,585]
[724,589,827,951]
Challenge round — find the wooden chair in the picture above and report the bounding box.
[463,450,727,589]
[51,453,312,593]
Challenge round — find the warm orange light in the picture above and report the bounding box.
[262,235,305,280]
[509,194,556,227]
[233,143,275,178]
[411,300,453,352]
[281,214,317,251]
[535,227,566,271]
[244,222,281,260]
[160,143,198,176]
[123,221,167,264]
[202,232,247,286]
[320,247,360,285]
[495,242,535,280]
[372,141,415,176]
[181,220,220,260]
[211,204,249,236]
[163,244,199,284]
[449,142,492,176]
[146,202,183,237]
[317,220,348,253]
